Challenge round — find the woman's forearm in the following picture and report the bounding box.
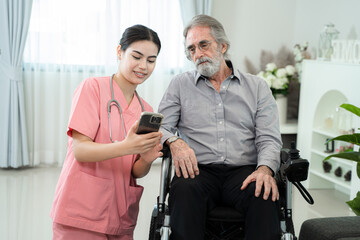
[72,130,131,162]
[132,157,152,178]
[73,141,129,162]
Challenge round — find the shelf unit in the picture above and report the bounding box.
[309,127,352,194]
[297,60,360,199]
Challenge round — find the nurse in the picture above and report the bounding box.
[50,24,163,240]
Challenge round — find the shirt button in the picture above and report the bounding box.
[218,103,222,106]
[220,156,224,160]
[220,138,224,142]
[222,86,226,89]
[219,121,223,125]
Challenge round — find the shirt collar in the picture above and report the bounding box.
[194,60,241,85]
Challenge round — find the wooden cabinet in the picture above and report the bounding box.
[297,60,360,199]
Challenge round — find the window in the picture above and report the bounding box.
[23,0,185,71]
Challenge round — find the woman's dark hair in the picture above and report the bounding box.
[119,24,161,54]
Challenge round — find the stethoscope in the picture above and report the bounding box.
[107,74,145,143]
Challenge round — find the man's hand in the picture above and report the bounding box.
[169,139,199,178]
[241,165,279,202]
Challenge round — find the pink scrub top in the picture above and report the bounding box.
[50,76,153,236]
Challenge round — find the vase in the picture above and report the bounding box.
[318,23,339,60]
[275,94,288,124]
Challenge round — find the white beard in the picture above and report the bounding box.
[195,51,222,77]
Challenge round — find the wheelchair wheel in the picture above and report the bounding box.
[149,207,165,240]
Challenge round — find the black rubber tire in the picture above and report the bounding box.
[149,214,164,240]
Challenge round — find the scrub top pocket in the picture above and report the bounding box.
[120,185,143,229]
[66,171,113,222]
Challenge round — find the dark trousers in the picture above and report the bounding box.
[169,164,280,240]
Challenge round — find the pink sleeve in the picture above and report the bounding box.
[67,78,100,140]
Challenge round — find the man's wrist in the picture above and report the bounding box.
[257,165,274,176]
[166,136,181,146]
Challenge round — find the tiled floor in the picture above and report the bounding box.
[0,164,355,240]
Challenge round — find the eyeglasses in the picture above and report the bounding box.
[185,40,212,59]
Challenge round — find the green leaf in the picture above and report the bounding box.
[324,151,360,163]
[340,103,360,118]
[346,191,360,216]
[326,133,360,146]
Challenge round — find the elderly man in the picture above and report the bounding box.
[158,14,282,240]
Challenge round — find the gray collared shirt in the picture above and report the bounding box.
[158,62,282,173]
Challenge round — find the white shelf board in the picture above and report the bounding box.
[312,128,339,139]
[311,149,353,167]
[309,169,351,190]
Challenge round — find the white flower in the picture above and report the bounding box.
[294,54,303,62]
[256,62,297,95]
[257,71,271,87]
[285,65,296,76]
[256,71,265,78]
[266,63,277,72]
[272,77,288,89]
[276,68,287,78]
[264,78,272,87]
[266,74,276,84]
[263,75,273,87]
[301,41,308,50]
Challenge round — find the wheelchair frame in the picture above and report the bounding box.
[148,143,314,240]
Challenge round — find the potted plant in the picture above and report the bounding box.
[256,62,297,98]
[324,103,360,216]
[257,63,297,123]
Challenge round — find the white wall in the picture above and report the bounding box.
[293,0,360,58]
[211,0,360,72]
[212,0,297,72]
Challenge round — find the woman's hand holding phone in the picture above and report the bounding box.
[135,112,164,162]
[123,121,161,155]
[130,119,163,178]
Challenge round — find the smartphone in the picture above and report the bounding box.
[136,112,164,134]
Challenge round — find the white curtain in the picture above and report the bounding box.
[177,0,213,70]
[0,0,33,168]
[178,0,213,26]
[23,0,185,166]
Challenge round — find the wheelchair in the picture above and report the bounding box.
[148,142,314,240]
